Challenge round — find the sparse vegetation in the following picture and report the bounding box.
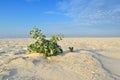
[68,47,74,52]
[27,27,64,57]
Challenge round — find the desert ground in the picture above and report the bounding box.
[0,38,120,80]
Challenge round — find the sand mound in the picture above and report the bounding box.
[0,38,120,80]
[0,52,105,80]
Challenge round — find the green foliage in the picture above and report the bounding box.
[28,27,64,57]
[50,34,64,43]
[68,47,74,52]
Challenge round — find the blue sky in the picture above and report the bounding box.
[0,0,120,38]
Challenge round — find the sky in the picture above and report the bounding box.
[0,0,120,38]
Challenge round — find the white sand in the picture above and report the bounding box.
[0,38,120,80]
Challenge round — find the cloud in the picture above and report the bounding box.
[44,11,63,15]
[57,0,120,25]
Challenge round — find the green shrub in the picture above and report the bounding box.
[68,47,74,52]
[28,27,64,57]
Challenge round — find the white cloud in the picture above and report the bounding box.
[44,11,63,15]
[57,0,120,25]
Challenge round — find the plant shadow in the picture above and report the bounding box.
[61,49,81,56]
[61,48,105,57]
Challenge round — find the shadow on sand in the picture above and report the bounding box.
[62,48,120,80]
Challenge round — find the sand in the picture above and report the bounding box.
[0,38,120,80]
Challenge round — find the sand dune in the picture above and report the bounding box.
[0,38,120,80]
